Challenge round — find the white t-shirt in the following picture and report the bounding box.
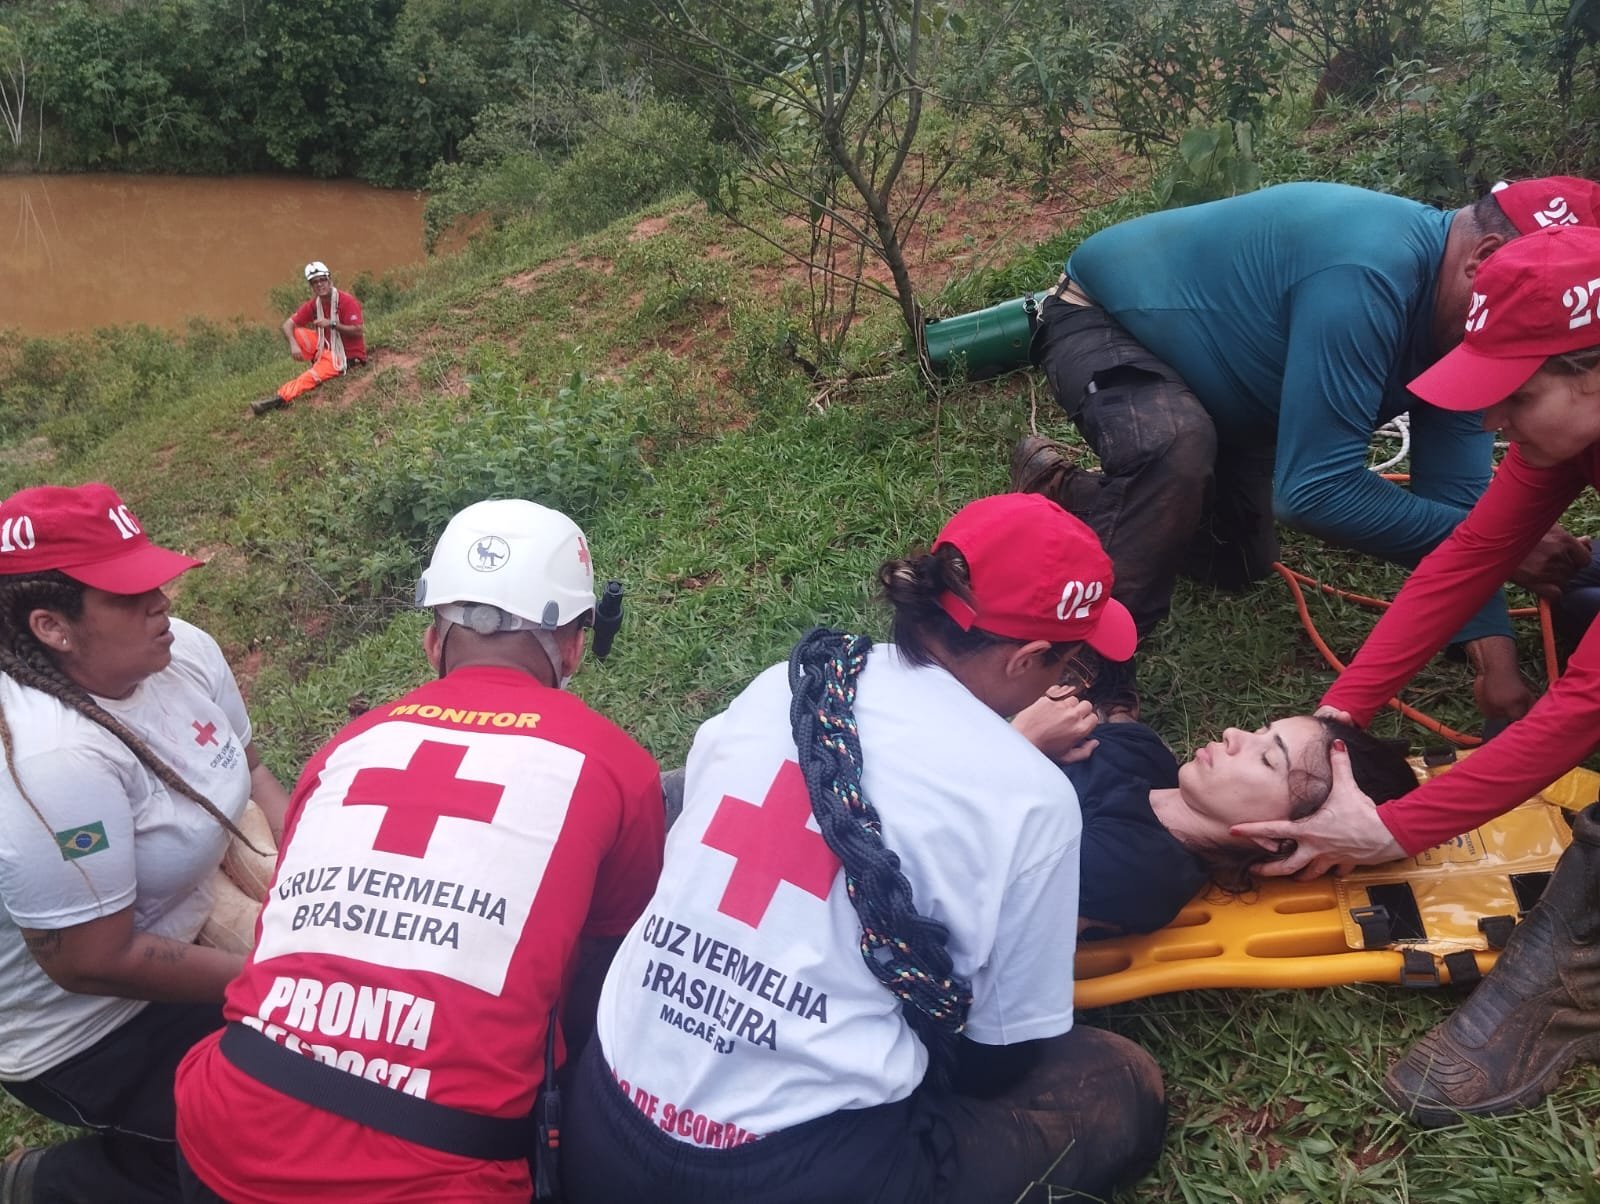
[597,646,1081,1147]
[0,618,252,1078]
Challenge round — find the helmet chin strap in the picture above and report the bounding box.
[530,628,572,690]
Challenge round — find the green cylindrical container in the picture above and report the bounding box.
[924,292,1050,379]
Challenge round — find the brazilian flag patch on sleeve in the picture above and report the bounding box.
[55,822,109,861]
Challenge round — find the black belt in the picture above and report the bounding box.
[218,1022,537,1163]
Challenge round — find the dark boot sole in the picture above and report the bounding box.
[1384,1034,1600,1128]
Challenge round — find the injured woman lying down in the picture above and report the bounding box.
[1011,692,1418,934]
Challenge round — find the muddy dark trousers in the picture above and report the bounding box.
[2,1002,223,1204]
[1031,293,1278,637]
[1384,802,1600,1127]
[564,1026,1166,1204]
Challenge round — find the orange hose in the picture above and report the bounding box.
[1272,563,1482,745]
[1539,596,1559,683]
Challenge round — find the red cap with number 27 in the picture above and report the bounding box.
[1411,225,1600,413]
[1490,176,1600,235]
[0,483,203,593]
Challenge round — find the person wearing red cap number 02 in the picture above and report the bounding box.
[1225,224,1600,1127]
[1017,175,1600,732]
[251,260,367,417]
[563,493,1165,1204]
[0,483,291,1204]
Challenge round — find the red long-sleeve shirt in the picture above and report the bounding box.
[1323,444,1600,854]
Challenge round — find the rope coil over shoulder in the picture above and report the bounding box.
[787,628,973,1077]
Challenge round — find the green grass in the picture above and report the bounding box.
[5,167,1600,1201]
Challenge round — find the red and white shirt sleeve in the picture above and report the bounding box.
[1324,446,1598,853]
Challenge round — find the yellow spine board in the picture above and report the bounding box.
[1334,799,1571,955]
[1074,760,1598,1009]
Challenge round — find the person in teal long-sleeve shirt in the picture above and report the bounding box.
[1015,178,1600,725]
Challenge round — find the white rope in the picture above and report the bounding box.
[1370,411,1507,473]
[1369,413,1410,472]
[316,289,348,374]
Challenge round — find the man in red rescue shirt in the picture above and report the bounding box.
[172,498,664,1202]
[252,260,367,416]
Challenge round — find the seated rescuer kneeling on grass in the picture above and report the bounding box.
[0,483,290,1204]
[172,499,665,1203]
[1227,224,1600,1129]
[251,260,367,417]
[1010,692,1416,934]
[564,493,1167,1204]
[1013,176,1600,724]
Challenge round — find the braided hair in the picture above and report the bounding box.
[0,570,252,847]
[788,627,972,1083]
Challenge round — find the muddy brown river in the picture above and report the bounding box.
[0,175,426,334]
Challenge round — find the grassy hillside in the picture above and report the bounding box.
[4,166,1600,1200]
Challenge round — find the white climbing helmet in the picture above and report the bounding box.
[304,261,331,282]
[415,499,597,633]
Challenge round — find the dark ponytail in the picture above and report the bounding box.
[877,545,1075,668]
[788,628,971,1083]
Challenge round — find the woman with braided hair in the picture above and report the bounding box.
[565,493,1166,1204]
[0,483,289,1204]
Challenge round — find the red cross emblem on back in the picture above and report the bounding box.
[701,760,841,927]
[341,740,505,858]
[192,721,218,746]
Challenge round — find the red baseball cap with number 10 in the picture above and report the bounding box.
[0,482,203,593]
[1411,224,1600,413]
[932,492,1138,661]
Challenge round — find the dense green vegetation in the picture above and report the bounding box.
[6,0,1600,1199]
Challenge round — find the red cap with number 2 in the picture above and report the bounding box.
[932,492,1137,661]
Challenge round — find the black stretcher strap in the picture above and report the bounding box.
[1442,949,1482,988]
[219,1023,536,1162]
[1350,904,1392,949]
[1399,949,1441,989]
[1478,914,1517,949]
[1364,883,1427,942]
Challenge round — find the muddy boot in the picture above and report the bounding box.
[1010,434,1081,499]
[1383,802,1600,1127]
[1009,434,1108,521]
[251,394,288,417]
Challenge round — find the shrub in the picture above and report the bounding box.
[542,97,721,236]
[1155,121,1264,209]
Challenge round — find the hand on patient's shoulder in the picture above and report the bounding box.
[1012,688,1100,764]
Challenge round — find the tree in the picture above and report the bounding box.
[0,23,37,156]
[567,0,962,368]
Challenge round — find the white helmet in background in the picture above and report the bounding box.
[304,261,331,282]
[416,499,597,634]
